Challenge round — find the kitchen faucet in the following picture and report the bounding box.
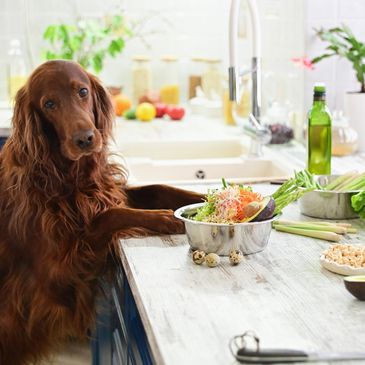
[228,0,271,157]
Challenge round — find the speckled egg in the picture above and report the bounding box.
[205,253,220,268]
[192,250,206,265]
[229,249,244,265]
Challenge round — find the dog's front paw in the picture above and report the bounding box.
[153,209,185,234]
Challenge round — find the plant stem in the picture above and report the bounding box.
[273,225,341,242]
[273,220,347,234]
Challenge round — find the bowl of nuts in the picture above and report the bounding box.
[320,244,365,276]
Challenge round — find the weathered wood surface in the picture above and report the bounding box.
[118,183,365,365]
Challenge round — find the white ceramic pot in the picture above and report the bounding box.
[344,92,365,151]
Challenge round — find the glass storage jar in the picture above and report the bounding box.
[160,56,179,105]
[132,56,151,104]
[201,58,223,100]
[332,111,358,156]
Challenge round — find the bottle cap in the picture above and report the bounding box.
[314,82,326,93]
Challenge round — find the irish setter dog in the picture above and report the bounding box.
[0,60,203,365]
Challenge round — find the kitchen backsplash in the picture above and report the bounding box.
[1,0,363,119]
[305,0,365,111]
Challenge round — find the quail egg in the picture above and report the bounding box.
[205,253,220,268]
[229,249,244,265]
[192,250,206,265]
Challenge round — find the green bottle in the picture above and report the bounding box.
[307,83,332,175]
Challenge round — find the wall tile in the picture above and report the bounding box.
[306,0,338,20]
[0,0,305,110]
[338,0,365,19]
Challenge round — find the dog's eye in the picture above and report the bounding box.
[79,88,88,98]
[44,100,55,109]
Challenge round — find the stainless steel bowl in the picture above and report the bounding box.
[299,175,360,220]
[174,203,276,256]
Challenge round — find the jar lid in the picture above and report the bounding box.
[203,58,221,64]
[191,57,205,62]
[161,55,178,62]
[133,55,150,61]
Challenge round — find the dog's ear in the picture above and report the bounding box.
[11,85,49,164]
[87,73,114,140]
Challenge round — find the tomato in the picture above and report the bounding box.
[166,105,185,120]
[154,103,167,118]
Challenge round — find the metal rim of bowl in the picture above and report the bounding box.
[174,202,278,227]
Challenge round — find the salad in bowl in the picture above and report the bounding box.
[175,171,317,255]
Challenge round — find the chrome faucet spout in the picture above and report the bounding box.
[229,0,268,157]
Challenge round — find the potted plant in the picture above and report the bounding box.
[311,25,365,151]
[42,15,136,74]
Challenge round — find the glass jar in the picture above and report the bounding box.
[188,57,203,100]
[160,56,180,105]
[132,56,151,104]
[332,111,358,156]
[201,58,223,100]
[8,39,27,102]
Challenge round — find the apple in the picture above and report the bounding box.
[154,103,167,118]
[166,105,185,121]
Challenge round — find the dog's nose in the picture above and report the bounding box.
[73,130,95,150]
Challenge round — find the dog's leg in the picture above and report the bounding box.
[86,207,185,247]
[125,184,205,210]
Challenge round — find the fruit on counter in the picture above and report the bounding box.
[136,102,156,121]
[154,102,167,118]
[138,91,160,105]
[268,123,294,144]
[113,94,132,116]
[123,108,137,120]
[165,105,185,120]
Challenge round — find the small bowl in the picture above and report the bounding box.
[174,203,276,256]
[299,175,360,220]
[344,276,365,301]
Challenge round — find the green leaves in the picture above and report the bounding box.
[312,25,365,92]
[351,191,365,219]
[42,15,133,73]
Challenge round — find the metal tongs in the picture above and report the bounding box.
[229,331,365,364]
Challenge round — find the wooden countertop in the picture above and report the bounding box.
[118,183,365,365]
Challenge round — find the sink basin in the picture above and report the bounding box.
[110,117,294,185]
[125,157,291,185]
[112,138,247,160]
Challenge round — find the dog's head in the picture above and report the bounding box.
[13,60,114,161]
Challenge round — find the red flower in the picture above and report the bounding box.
[291,57,314,70]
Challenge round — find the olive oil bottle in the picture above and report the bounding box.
[307,83,332,174]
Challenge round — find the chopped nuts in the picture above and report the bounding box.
[323,244,365,268]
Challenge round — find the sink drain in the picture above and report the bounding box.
[195,170,206,179]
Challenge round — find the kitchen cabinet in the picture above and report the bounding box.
[92,266,153,365]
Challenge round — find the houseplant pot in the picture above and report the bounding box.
[311,25,365,152]
[344,92,365,151]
